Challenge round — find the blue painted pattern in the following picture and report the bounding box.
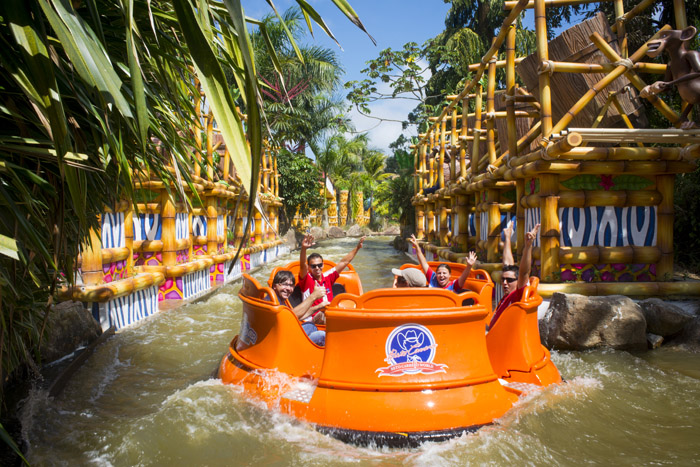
[192,215,207,237]
[132,213,162,242]
[96,284,159,331]
[468,213,476,237]
[182,268,210,299]
[101,212,125,248]
[480,212,488,242]
[559,206,657,247]
[175,213,189,240]
[217,215,224,237]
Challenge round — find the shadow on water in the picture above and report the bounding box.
[20,237,700,465]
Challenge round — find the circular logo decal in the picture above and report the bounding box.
[376,324,448,377]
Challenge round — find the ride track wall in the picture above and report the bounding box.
[411,0,700,300]
[57,77,289,331]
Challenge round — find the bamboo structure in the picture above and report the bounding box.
[412,0,700,299]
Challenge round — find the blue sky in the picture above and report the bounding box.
[240,1,547,155]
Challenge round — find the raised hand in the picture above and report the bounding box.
[409,234,419,248]
[357,236,365,250]
[503,220,514,240]
[311,284,326,301]
[525,224,540,244]
[466,251,478,267]
[301,234,315,249]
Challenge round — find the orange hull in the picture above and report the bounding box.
[218,262,561,447]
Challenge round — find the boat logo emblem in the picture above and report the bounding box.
[376,324,448,377]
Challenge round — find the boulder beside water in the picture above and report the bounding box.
[327,226,345,238]
[637,298,693,337]
[539,293,647,351]
[40,300,102,364]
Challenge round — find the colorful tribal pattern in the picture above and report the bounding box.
[192,215,207,237]
[193,244,207,256]
[134,251,162,267]
[176,249,189,264]
[560,263,656,282]
[103,260,127,283]
[133,213,161,241]
[559,206,656,247]
[93,284,159,331]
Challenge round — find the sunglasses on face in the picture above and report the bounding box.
[502,276,517,283]
[309,263,324,269]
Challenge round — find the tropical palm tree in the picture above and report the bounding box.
[0,1,372,455]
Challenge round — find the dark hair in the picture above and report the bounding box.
[307,252,323,264]
[272,270,295,285]
[436,263,451,273]
[503,265,519,277]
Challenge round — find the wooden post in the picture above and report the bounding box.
[457,194,469,253]
[416,204,425,239]
[253,208,263,245]
[235,201,245,247]
[427,201,436,244]
[535,0,552,138]
[439,120,446,188]
[207,196,218,255]
[161,192,177,268]
[486,57,497,165]
[539,174,560,282]
[206,111,215,180]
[420,144,427,191]
[657,175,674,281]
[439,197,449,247]
[516,179,525,258]
[506,25,518,162]
[124,206,134,276]
[81,224,103,286]
[474,193,482,254]
[193,79,203,177]
[487,189,500,262]
[471,85,483,175]
[673,0,687,29]
[451,107,458,180]
[461,97,468,179]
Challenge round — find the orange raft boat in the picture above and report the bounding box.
[218,261,561,447]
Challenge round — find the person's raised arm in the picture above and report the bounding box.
[457,251,478,289]
[293,284,326,321]
[502,220,515,267]
[518,224,540,290]
[299,234,314,279]
[409,234,430,275]
[335,236,365,274]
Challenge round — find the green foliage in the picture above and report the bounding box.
[276,149,324,229]
[674,167,700,269]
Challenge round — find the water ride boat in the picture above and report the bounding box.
[217,260,561,447]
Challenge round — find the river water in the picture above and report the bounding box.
[22,237,700,465]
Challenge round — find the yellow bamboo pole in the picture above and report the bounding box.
[487,189,500,262]
[559,245,661,264]
[544,132,583,159]
[521,189,662,208]
[611,0,656,33]
[471,85,484,175]
[161,192,177,269]
[466,58,525,72]
[506,25,518,165]
[504,0,603,8]
[439,198,449,246]
[610,95,645,148]
[457,194,469,252]
[473,193,481,254]
[81,224,103,286]
[539,174,560,282]
[193,79,203,178]
[124,207,134,277]
[427,202,436,243]
[535,0,552,139]
[440,119,447,188]
[538,61,665,74]
[673,0,687,29]
[545,27,676,146]
[657,175,674,281]
[614,0,627,58]
[486,58,498,165]
[538,281,700,299]
[206,196,218,255]
[590,28,681,125]
[515,179,525,257]
[451,107,458,180]
[206,111,215,180]
[461,97,469,179]
[416,204,426,239]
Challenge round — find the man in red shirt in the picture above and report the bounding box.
[489,223,540,329]
[298,234,365,321]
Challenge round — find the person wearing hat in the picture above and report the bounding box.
[392,267,428,288]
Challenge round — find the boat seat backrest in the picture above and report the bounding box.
[319,288,498,390]
[485,277,545,377]
[236,274,324,377]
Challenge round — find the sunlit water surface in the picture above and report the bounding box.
[22,237,700,465]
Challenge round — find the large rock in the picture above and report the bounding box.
[382,225,401,236]
[327,226,346,238]
[540,293,647,351]
[666,316,700,351]
[40,301,101,364]
[637,298,694,337]
[283,229,298,250]
[393,235,408,252]
[309,226,327,240]
[346,224,363,237]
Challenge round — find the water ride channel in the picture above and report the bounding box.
[24,237,700,464]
